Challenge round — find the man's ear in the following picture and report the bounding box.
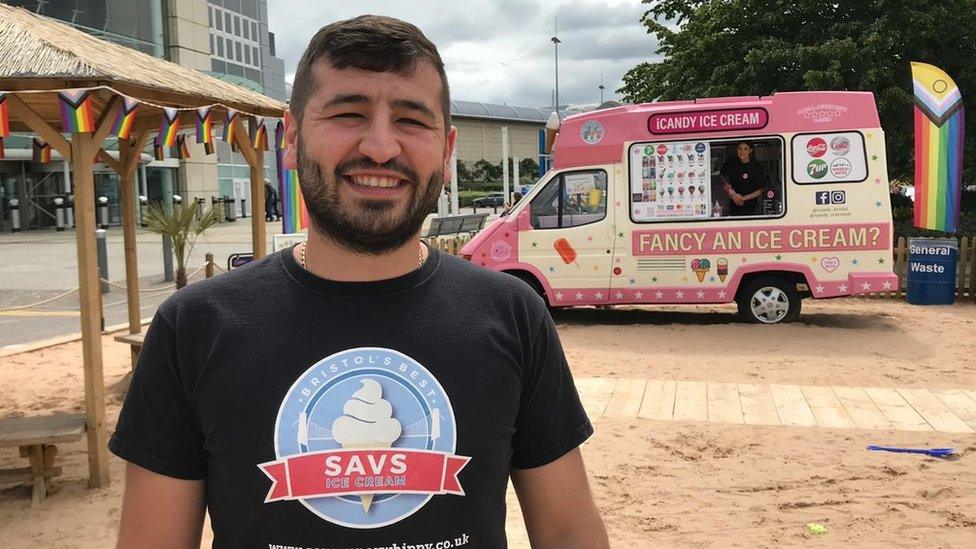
[443,125,457,181]
[283,108,298,170]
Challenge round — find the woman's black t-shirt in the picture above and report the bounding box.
[720,157,767,216]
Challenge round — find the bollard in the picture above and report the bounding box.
[224,195,237,222]
[139,195,148,227]
[54,197,65,231]
[241,197,248,218]
[173,194,182,206]
[196,197,205,220]
[214,196,224,223]
[471,202,477,215]
[98,196,109,229]
[96,229,109,294]
[205,252,214,278]
[66,195,74,228]
[10,198,21,232]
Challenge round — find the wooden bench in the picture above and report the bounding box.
[422,213,489,238]
[0,414,87,504]
[114,331,145,370]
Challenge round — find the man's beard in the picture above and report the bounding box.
[296,137,443,255]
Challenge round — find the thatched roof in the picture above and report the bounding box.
[0,4,285,116]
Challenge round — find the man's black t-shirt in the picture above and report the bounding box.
[720,157,767,216]
[109,244,591,548]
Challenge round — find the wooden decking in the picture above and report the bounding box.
[577,378,976,433]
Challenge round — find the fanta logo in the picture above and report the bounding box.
[806,138,827,157]
[830,136,851,155]
[807,159,828,178]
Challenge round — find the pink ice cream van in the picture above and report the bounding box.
[460,92,898,323]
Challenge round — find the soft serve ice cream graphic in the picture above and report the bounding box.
[331,378,402,513]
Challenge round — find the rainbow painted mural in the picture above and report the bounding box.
[911,62,965,233]
[275,121,308,233]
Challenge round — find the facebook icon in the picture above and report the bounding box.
[816,191,831,205]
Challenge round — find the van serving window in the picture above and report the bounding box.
[628,137,785,223]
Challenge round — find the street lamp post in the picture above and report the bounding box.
[551,35,561,110]
[599,83,605,104]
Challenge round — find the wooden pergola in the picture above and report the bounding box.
[0,5,285,487]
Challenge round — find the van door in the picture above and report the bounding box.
[521,168,614,304]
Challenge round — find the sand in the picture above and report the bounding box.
[1,299,974,548]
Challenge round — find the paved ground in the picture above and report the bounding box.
[0,211,499,349]
[577,377,976,433]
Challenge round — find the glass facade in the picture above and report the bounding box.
[3,0,165,57]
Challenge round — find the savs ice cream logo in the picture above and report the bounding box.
[260,348,470,529]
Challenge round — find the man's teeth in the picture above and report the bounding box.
[350,175,401,188]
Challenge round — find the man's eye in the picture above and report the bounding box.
[399,118,426,127]
[332,113,363,119]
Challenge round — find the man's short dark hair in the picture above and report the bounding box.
[290,15,451,132]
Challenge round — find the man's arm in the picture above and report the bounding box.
[117,463,206,549]
[512,448,609,548]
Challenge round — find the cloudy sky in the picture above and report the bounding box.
[267,0,662,109]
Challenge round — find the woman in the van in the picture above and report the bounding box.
[720,141,767,216]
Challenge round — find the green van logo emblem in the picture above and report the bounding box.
[807,159,828,179]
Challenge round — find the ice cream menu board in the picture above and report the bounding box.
[629,141,712,221]
[791,131,867,184]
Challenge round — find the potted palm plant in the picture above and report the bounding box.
[144,200,223,288]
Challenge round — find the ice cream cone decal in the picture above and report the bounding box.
[717,258,728,282]
[690,259,711,283]
[331,379,402,514]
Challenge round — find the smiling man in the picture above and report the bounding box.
[111,15,607,549]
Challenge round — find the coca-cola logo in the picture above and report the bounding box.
[830,136,850,156]
[656,144,668,155]
[806,138,827,157]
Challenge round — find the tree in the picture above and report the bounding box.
[144,202,223,289]
[618,0,976,181]
[519,158,540,182]
[472,159,502,184]
[455,159,472,183]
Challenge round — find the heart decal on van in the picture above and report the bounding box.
[820,257,840,273]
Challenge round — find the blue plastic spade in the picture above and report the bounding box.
[867,445,956,458]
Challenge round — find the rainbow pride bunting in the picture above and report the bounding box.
[195,106,215,154]
[33,138,51,162]
[251,116,268,151]
[0,93,9,137]
[177,135,191,159]
[58,90,96,134]
[223,108,239,143]
[156,107,180,147]
[275,121,308,233]
[0,138,4,159]
[154,143,165,161]
[111,96,140,139]
[912,62,965,233]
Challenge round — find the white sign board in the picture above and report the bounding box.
[273,232,308,252]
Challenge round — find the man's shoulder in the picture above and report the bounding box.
[436,252,547,309]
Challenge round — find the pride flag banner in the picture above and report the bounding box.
[33,138,51,162]
[58,90,96,134]
[222,108,239,143]
[196,106,214,154]
[275,121,308,233]
[177,135,191,159]
[251,116,268,151]
[156,107,180,147]
[912,62,965,232]
[153,143,165,161]
[110,96,140,139]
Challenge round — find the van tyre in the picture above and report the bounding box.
[737,276,801,324]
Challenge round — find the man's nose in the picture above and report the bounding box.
[358,118,402,165]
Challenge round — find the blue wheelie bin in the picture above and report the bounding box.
[906,238,957,305]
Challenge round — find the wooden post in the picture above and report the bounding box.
[231,117,265,258]
[71,132,110,488]
[205,253,214,278]
[116,131,148,338]
[251,146,266,258]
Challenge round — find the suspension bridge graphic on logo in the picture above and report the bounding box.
[296,409,442,446]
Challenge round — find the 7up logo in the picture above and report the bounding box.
[807,159,828,179]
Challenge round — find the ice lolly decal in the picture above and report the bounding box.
[553,238,579,268]
[331,379,402,513]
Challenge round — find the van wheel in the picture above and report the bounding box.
[736,277,801,324]
[506,272,551,308]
